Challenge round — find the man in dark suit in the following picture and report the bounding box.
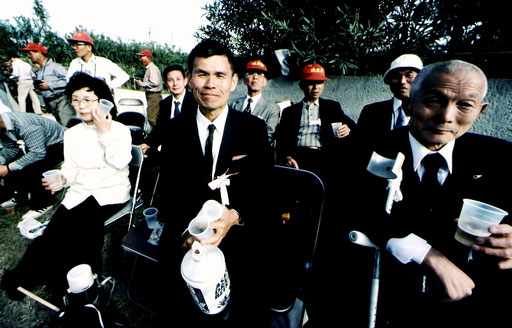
[138,64,196,154]
[229,60,280,142]
[155,40,275,327]
[275,63,357,182]
[357,54,423,158]
[359,60,512,327]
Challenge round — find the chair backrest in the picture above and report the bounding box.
[117,111,147,144]
[272,165,325,271]
[117,98,145,115]
[104,145,144,228]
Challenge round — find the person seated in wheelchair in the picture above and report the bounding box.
[1,73,132,300]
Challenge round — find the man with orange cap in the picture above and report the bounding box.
[275,63,357,181]
[21,42,75,126]
[229,59,280,141]
[66,30,129,90]
[136,49,163,127]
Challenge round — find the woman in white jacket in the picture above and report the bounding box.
[2,73,131,298]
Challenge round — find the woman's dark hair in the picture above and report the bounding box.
[65,72,118,119]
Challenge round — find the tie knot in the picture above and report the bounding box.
[208,124,216,134]
[422,153,444,171]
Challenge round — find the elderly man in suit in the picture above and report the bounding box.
[359,60,512,327]
[357,54,423,158]
[155,40,275,327]
[229,60,280,142]
[275,63,357,183]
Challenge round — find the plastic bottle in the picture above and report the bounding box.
[180,241,231,315]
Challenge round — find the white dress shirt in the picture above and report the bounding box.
[10,59,34,81]
[60,121,132,209]
[170,93,186,119]
[391,97,410,130]
[196,105,228,180]
[242,93,262,113]
[66,55,129,89]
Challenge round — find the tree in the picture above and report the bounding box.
[198,0,511,77]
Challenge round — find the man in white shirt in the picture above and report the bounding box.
[66,30,129,90]
[136,49,163,127]
[7,54,42,114]
[357,60,512,327]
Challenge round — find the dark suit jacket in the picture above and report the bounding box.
[359,127,512,326]
[229,94,281,141]
[356,98,394,158]
[275,98,357,164]
[143,91,197,150]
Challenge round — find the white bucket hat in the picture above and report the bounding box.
[383,54,423,84]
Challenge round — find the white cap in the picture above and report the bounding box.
[67,264,95,294]
[383,54,423,84]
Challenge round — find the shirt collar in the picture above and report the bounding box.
[409,132,454,174]
[78,54,97,64]
[247,93,262,104]
[173,93,185,103]
[393,97,402,112]
[196,104,229,135]
[303,99,320,108]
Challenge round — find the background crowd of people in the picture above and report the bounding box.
[1,33,511,328]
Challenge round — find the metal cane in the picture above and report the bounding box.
[349,231,381,328]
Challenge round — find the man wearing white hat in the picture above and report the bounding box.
[357,54,423,157]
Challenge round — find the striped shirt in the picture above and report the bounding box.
[296,100,322,148]
[0,112,65,170]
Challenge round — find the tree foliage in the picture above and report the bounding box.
[198,0,511,77]
[1,0,187,89]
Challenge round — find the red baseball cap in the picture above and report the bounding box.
[67,31,94,45]
[21,42,48,54]
[246,60,267,72]
[136,49,152,58]
[300,63,330,81]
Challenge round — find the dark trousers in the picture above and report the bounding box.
[3,143,63,208]
[6,196,125,295]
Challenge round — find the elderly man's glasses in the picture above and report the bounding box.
[72,43,89,48]
[71,97,99,106]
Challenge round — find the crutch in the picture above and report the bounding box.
[349,231,380,328]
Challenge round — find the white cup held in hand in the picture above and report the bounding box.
[331,122,343,137]
[188,215,214,240]
[200,199,224,222]
[99,99,114,117]
[43,169,63,191]
[455,199,508,246]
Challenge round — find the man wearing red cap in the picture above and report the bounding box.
[275,63,357,181]
[22,42,75,126]
[136,49,163,127]
[66,31,129,90]
[229,59,280,142]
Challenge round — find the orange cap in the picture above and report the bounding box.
[246,60,267,72]
[136,49,152,58]
[67,31,94,45]
[300,63,330,81]
[21,42,48,54]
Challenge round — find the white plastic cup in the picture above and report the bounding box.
[188,215,214,240]
[200,199,224,222]
[67,264,95,294]
[42,169,63,192]
[331,122,343,137]
[143,207,158,229]
[455,199,508,246]
[99,99,114,117]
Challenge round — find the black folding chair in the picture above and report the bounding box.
[116,111,146,145]
[269,165,325,328]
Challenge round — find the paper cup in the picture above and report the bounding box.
[143,207,158,229]
[99,99,114,117]
[188,215,214,240]
[200,200,223,222]
[331,122,343,137]
[455,199,508,246]
[42,169,63,192]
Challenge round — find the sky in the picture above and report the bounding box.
[0,0,214,53]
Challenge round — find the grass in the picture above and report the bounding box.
[0,194,158,328]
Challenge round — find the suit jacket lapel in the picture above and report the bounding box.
[215,108,236,177]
